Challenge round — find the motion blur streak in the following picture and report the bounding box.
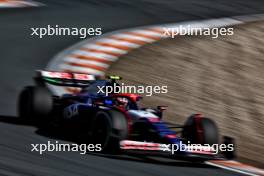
[0,0,43,8]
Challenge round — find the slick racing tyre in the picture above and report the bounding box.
[222,136,236,159]
[18,86,53,122]
[183,114,219,145]
[91,110,128,153]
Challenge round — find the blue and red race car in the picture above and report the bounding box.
[18,70,235,161]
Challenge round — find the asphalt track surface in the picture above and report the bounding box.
[1,0,264,175]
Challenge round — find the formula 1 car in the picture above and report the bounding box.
[18,70,235,161]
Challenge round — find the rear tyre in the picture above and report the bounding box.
[183,114,219,145]
[18,86,53,122]
[91,110,128,153]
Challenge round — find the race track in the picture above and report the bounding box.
[0,0,264,175]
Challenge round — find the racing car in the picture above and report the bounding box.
[18,70,235,161]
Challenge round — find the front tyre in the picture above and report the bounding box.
[183,114,219,145]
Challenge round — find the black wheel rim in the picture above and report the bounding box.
[93,117,110,148]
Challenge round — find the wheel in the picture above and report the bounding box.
[222,136,236,159]
[182,114,219,145]
[91,110,128,153]
[18,86,53,122]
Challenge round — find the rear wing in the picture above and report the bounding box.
[35,70,97,87]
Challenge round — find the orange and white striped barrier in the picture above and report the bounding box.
[0,0,43,8]
[206,160,264,176]
[48,14,264,81]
